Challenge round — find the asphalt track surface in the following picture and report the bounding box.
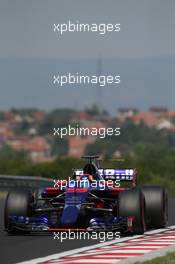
[1,197,175,264]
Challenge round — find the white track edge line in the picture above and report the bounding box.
[16,226,175,264]
[117,244,175,264]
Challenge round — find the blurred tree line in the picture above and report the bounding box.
[0,119,175,195]
[0,143,175,195]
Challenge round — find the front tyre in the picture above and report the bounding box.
[118,188,146,234]
[141,186,168,228]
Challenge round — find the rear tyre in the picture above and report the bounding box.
[118,188,146,234]
[4,189,32,233]
[141,186,168,228]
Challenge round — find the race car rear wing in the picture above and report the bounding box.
[73,168,136,181]
[99,168,135,181]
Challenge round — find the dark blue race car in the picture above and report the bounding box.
[4,156,168,234]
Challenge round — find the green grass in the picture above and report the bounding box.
[0,191,7,198]
[135,251,175,264]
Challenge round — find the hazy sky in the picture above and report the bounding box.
[0,0,175,59]
[0,0,175,113]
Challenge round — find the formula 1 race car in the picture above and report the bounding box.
[4,156,168,234]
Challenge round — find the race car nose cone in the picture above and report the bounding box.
[61,205,80,225]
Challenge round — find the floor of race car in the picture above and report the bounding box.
[1,197,175,264]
